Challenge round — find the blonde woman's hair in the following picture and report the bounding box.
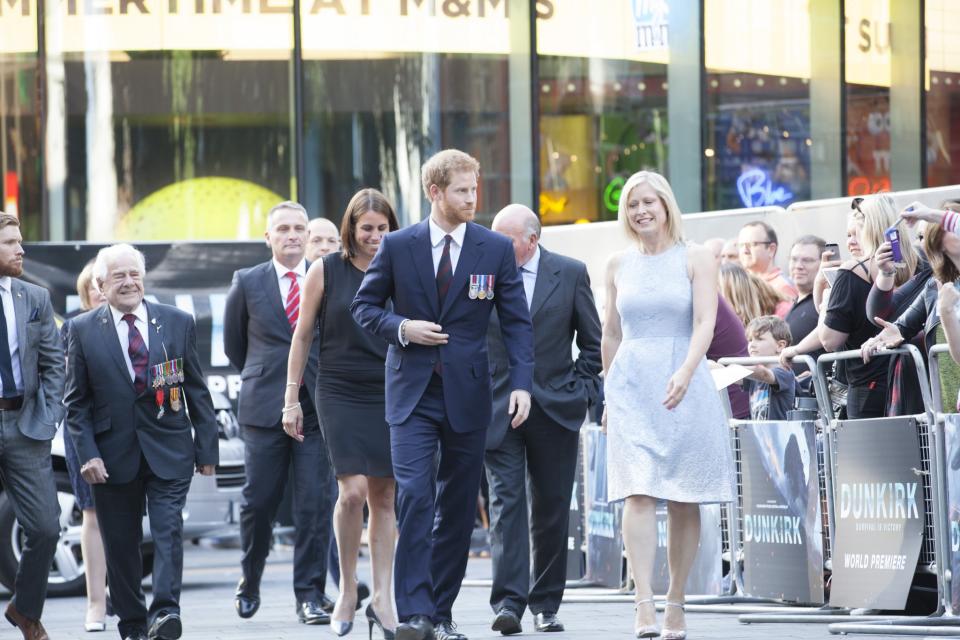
[617,171,684,249]
[853,194,918,286]
[719,262,786,327]
[76,261,99,311]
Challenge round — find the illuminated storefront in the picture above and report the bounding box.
[1,0,958,240]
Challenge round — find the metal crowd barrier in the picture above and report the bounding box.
[743,346,943,628]
[697,355,833,615]
[826,344,960,636]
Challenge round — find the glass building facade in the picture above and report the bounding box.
[1,0,958,241]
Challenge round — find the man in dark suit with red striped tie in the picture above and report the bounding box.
[224,202,333,626]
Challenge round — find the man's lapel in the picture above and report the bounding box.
[262,262,291,333]
[10,281,27,370]
[440,224,483,320]
[144,301,165,391]
[410,221,440,318]
[96,305,135,391]
[529,247,560,319]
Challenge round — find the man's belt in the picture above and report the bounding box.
[0,396,24,410]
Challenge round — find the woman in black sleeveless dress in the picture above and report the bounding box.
[283,189,399,637]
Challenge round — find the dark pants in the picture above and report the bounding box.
[93,457,191,639]
[391,375,486,623]
[0,411,59,621]
[846,382,888,419]
[239,409,334,602]
[485,400,580,617]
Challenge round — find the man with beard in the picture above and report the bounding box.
[0,212,65,640]
[352,149,534,640]
[65,243,218,640]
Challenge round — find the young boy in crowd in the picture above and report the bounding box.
[743,315,797,421]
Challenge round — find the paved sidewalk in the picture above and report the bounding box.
[9,545,930,639]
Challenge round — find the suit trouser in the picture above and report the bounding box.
[391,375,486,623]
[0,410,59,621]
[93,456,191,638]
[239,412,333,602]
[485,400,580,616]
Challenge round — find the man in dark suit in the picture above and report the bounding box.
[484,205,601,635]
[65,243,218,640]
[223,201,334,625]
[0,213,64,640]
[352,149,535,640]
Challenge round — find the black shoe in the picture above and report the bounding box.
[235,578,261,619]
[297,600,331,625]
[357,581,371,608]
[491,608,522,636]
[435,620,467,640]
[122,632,148,640]
[366,603,396,640]
[319,593,337,614]
[395,614,434,640]
[148,612,182,640]
[532,613,564,632]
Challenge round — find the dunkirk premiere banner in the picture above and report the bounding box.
[738,420,824,603]
[650,503,723,596]
[582,426,624,588]
[829,417,925,609]
[943,414,960,613]
[23,241,272,410]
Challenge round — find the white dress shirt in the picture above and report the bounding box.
[273,258,307,300]
[111,303,149,383]
[398,218,468,347]
[429,218,466,275]
[519,246,540,310]
[0,277,23,394]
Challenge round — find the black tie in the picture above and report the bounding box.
[0,295,17,397]
[436,235,453,304]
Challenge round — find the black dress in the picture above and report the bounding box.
[315,253,392,477]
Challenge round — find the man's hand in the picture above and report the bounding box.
[508,389,531,428]
[81,458,109,484]
[404,320,449,346]
[197,464,215,476]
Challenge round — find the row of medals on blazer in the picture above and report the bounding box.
[152,357,185,418]
[469,274,495,300]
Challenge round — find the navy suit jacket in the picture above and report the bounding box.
[351,219,534,433]
[64,301,219,484]
[223,260,319,428]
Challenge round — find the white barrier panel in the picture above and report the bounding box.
[539,186,960,304]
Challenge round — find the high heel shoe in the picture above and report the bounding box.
[365,603,395,640]
[330,619,353,636]
[662,602,687,640]
[634,598,660,638]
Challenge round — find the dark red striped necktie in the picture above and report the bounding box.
[285,271,300,332]
[436,235,453,304]
[123,313,148,394]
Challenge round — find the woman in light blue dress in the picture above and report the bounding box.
[601,171,734,640]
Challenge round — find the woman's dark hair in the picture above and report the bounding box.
[340,188,399,259]
[924,202,960,284]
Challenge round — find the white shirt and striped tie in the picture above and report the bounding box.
[272,259,306,331]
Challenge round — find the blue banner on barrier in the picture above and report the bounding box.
[739,420,824,603]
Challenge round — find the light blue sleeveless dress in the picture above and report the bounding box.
[605,243,734,504]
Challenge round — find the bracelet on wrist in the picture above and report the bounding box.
[880,269,896,277]
[286,381,299,388]
[281,402,301,413]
